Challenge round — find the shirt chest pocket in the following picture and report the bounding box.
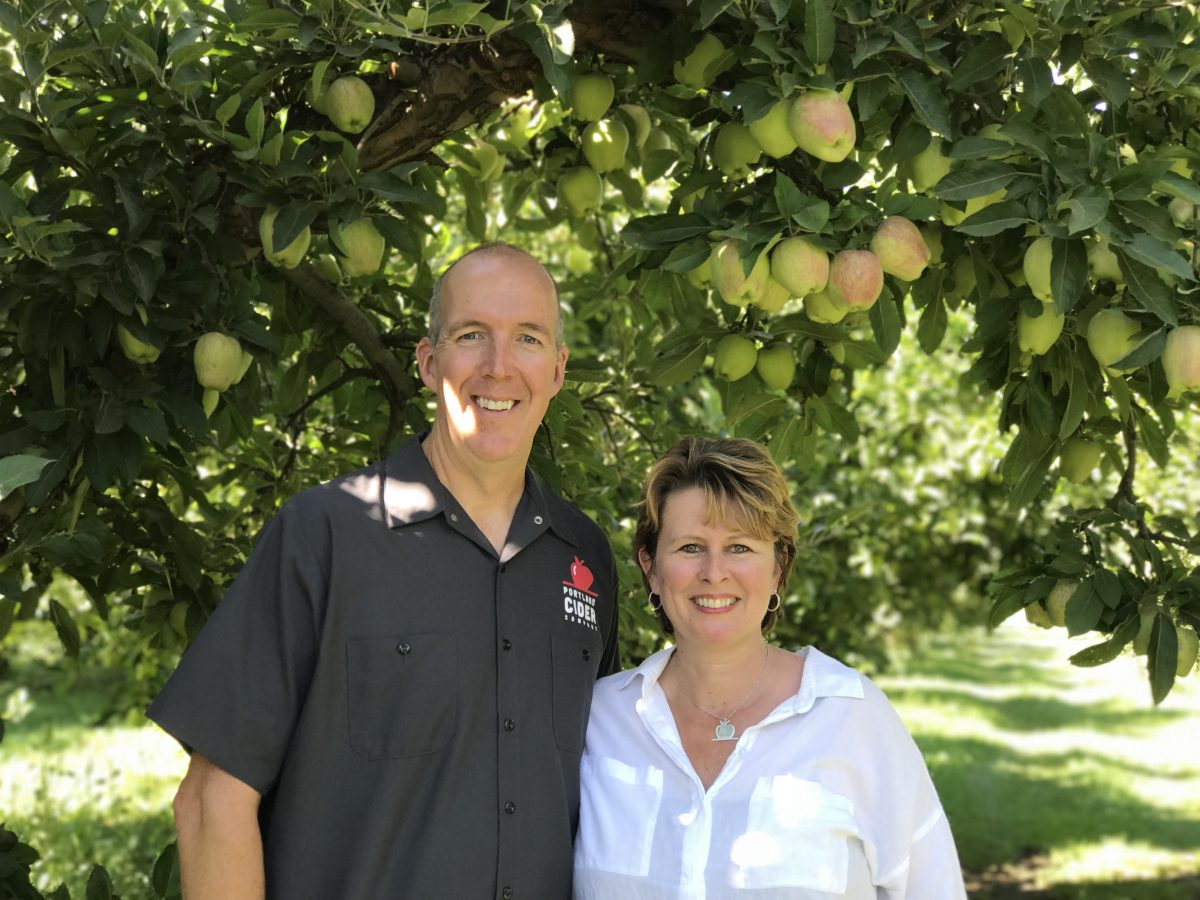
[345,633,458,759]
[575,755,664,878]
[729,775,859,893]
[550,632,601,753]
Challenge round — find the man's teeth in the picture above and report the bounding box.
[693,597,737,609]
[477,398,515,411]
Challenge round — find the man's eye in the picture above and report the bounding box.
[458,331,482,341]
[519,334,542,345]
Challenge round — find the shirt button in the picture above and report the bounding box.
[582,648,590,661]
[502,639,512,651]
[502,889,513,899]
[504,718,515,732]
[396,641,411,655]
[504,801,516,814]
[533,515,543,525]
[449,512,458,522]
[499,564,507,574]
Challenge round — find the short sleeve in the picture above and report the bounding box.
[146,501,327,794]
[886,809,967,899]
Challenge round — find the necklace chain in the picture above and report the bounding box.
[679,643,770,742]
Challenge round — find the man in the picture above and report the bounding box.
[149,243,620,899]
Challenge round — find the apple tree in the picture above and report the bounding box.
[3,0,1200,889]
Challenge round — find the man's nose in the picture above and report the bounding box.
[482,339,513,377]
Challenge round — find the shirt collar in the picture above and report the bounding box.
[614,644,864,713]
[380,434,585,547]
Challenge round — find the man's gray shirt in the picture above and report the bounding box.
[149,436,620,899]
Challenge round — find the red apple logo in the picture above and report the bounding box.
[570,556,594,592]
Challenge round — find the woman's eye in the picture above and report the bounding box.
[679,543,701,553]
[729,544,751,554]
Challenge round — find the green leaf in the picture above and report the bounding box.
[646,343,707,387]
[1113,329,1167,372]
[1155,171,1200,204]
[954,200,1030,235]
[1149,615,1177,704]
[1092,569,1123,609]
[1050,237,1088,314]
[869,295,902,356]
[122,29,160,73]
[269,201,318,256]
[86,865,114,900]
[214,93,241,126]
[0,597,16,642]
[245,98,264,146]
[1083,56,1130,107]
[1119,257,1179,326]
[949,35,1011,89]
[1058,359,1088,441]
[1061,186,1110,234]
[804,0,835,65]
[1065,582,1104,636]
[0,454,54,499]
[1017,57,1053,107]
[622,214,712,250]
[1119,233,1194,282]
[49,599,81,657]
[933,161,1018,200]
[1069,638,1125,667]
[917,294,947,353]
[897,69,952,137]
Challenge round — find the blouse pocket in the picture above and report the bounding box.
[345,632,457,760]
[575,755,664,878]
[729,775,858,892]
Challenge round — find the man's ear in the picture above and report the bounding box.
[551,344,569,395]
[416,337,437,392]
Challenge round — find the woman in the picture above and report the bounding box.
[574,436,966,898]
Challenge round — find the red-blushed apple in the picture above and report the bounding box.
[770,236,829,297]
[1162,324,1200,397]
[787,89,856,163]
[827,250,884,310]
[870,216,931,281]
[709,239,770,307]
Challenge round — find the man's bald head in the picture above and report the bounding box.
[428,243,564,349]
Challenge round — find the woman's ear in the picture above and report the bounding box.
[637,547,655,586]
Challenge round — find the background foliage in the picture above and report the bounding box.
[2,0,1199,893]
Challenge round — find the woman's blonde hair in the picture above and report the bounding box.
[634,436,799,635]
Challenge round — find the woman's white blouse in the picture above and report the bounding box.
[573,646,966,900]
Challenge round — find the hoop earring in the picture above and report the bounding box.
[767,593,781,612]
[648,591,662,611]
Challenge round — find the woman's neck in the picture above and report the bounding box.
[664,637,772,712]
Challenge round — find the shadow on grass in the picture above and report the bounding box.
[927,734,1200,867]
[887,685,1192,736]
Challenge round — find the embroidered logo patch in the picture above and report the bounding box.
[562,555,598,631]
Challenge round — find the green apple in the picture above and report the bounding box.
[324,75,375,134]
[570,73,614,122]
[581,118,629,174]
[1169,197,1195,226]
[643,127,672,155]
[314,253,343,283]
[910,137,953,192]
[335,218,386,277]
[755,277,791,313]
[713,334,758,381]
[755,342,795,389]
[870,216,931,281]
[557,167,603,216]
[618,104,652,148]
[1046,579,1075,627]
[201,388,220,418]
[787,89,856,163]
[470,140,505,180]
[1023,235,1054,303]
[1162,324,1200,397]
[1017,306,1064,356]
[747,98,797,159]
[1133,609,1156,655]
[771,236,829,297]
[827,249,883,310]
[685,260,711,288]
[673,34,728,90]
[1087,239,1123,284]
[194,332,244,392]
[713,122,762,178]
[1086,308,1141,370]
[941,188,1005,226]
[1177,623,1198,677]
[258,205,311,269]
[1059,437,1102,483]
[565,245,594,276]
[804,289,848,324]
[709,239,770,307]
[233,349,254,385]
[1025,601,1052,629]
[117,325,160,364]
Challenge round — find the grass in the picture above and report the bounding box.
[1,618,1197,897]
[879,619,1200,899]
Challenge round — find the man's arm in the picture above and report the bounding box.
[173,753,265,900]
